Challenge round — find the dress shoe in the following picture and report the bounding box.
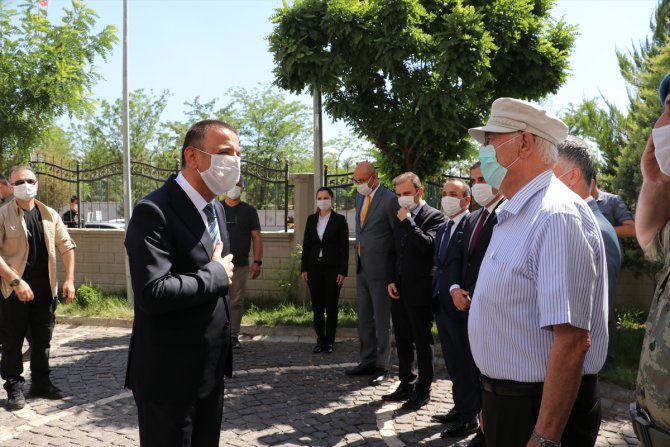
[454,429,486,447]
[440,418,479,438]
[401,390,430,411]
[5,383,25,411]
[431,407,461,424]
[345,363,377,376]
[381,382,413,401]
[368,369,388,386]
[29,381,64,400]
[231,336,242,350]
[323,344,334,354]
[313,344,324,353]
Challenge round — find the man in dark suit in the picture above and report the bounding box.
[432,179,471,424]
[439,162,505,446]
[347,162,399,386]
[124,119,239,447]
[383,172,444,410]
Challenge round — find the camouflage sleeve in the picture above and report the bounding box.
[644,221,670,264]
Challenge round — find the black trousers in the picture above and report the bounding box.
[0,283,55,386]
[435,293,481,422]
[481,374,601,447]
[391,279,434,393]
[133,379,225,447]
[307,262,341,345]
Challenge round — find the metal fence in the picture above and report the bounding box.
[30,154,292,231]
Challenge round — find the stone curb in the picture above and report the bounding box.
[56,316,359,340]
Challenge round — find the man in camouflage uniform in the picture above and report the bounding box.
[630,73,670,446]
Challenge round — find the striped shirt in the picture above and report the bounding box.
[469,170,608,382]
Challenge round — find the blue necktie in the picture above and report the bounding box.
[203,203,219,245]
[439,220,454,263]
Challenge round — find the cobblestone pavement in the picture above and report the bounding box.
[0,325,640,446]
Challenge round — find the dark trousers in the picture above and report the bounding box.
[133,379,225,447]
[435,293,481,422]
[391,280,434,393]
[0,283,56,386]
[481,374,601,447]
[307,263,341,345]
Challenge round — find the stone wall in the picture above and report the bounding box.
[60,229,655,309]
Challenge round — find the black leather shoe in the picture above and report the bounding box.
[29,381,64,400]
[431,407,461,424]
[5,383,25,411]
[345,363,377,376]
[323,344,334,354]
[381,382,413,401]
[454,429,486,447]
[313,344,324,353]
[440,418,479,438]
[401,390,430,411]
[368,369,389,386]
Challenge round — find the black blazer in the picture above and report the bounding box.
[449,199,505,295]
[433,216,467,299]
[124,175,233,403]
[388,204,445,306]
[300,211,349,276]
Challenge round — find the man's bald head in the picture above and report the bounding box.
[354,161,376,178]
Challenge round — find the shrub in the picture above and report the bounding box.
[74,284,102,308]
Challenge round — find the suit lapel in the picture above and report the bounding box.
[362,187,385,230]
[165,177,214,259]
[321,211,335,240]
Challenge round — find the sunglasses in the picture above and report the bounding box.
[12,179,37,186]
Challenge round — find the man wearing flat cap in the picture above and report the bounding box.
[467,98,608,447]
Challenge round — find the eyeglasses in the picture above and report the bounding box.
[12,179,37,186]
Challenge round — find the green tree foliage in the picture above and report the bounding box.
[0,0,117,172]
[269,0,576,178]
[71,89,171,165]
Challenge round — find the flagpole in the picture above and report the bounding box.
[122,0,134,304]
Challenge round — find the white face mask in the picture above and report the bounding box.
[197,151,241,196]
[652,125,670,176]
[441,196,463,217]
[316,199,332,211]
[355,176,374,196]
[13,182,38,202]
[226,186,242,200]
[471,183,496,207]
[398,195,418,211]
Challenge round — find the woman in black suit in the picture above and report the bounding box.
[300,187,349,353]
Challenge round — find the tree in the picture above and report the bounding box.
[71,89,171,165]
[269,0,576,178]
[0,0,117,172]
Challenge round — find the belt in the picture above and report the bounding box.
[630,402,670,447]
[480,376,543,397]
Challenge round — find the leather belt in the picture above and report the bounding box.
[480,376,544,397]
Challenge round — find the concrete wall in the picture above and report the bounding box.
[59,229,656,309]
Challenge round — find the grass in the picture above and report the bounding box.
[600,308,647,389]
[56,287,646,389]
[242,299,358,328]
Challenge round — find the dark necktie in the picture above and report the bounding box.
[469,209,489,255]
[439,220,454,263]
[203,203,219,245]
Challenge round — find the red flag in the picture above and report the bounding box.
[39,0,48,7]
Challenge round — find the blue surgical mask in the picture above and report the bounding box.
[477,134,522,189]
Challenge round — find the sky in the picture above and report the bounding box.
[34,0,661,143]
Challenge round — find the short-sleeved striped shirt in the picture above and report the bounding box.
[468,170,608,382]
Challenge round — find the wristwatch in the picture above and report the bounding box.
[531,430,561,447]
[253,260,263,266]
[9,278,20,287]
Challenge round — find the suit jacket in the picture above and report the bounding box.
[588,200,622,303]
[355,185,399,279]
[300,211,349,275]
[450,199,505,295]
[388,203,445,307]
[124,175,233,403]
[433,215,468,299]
